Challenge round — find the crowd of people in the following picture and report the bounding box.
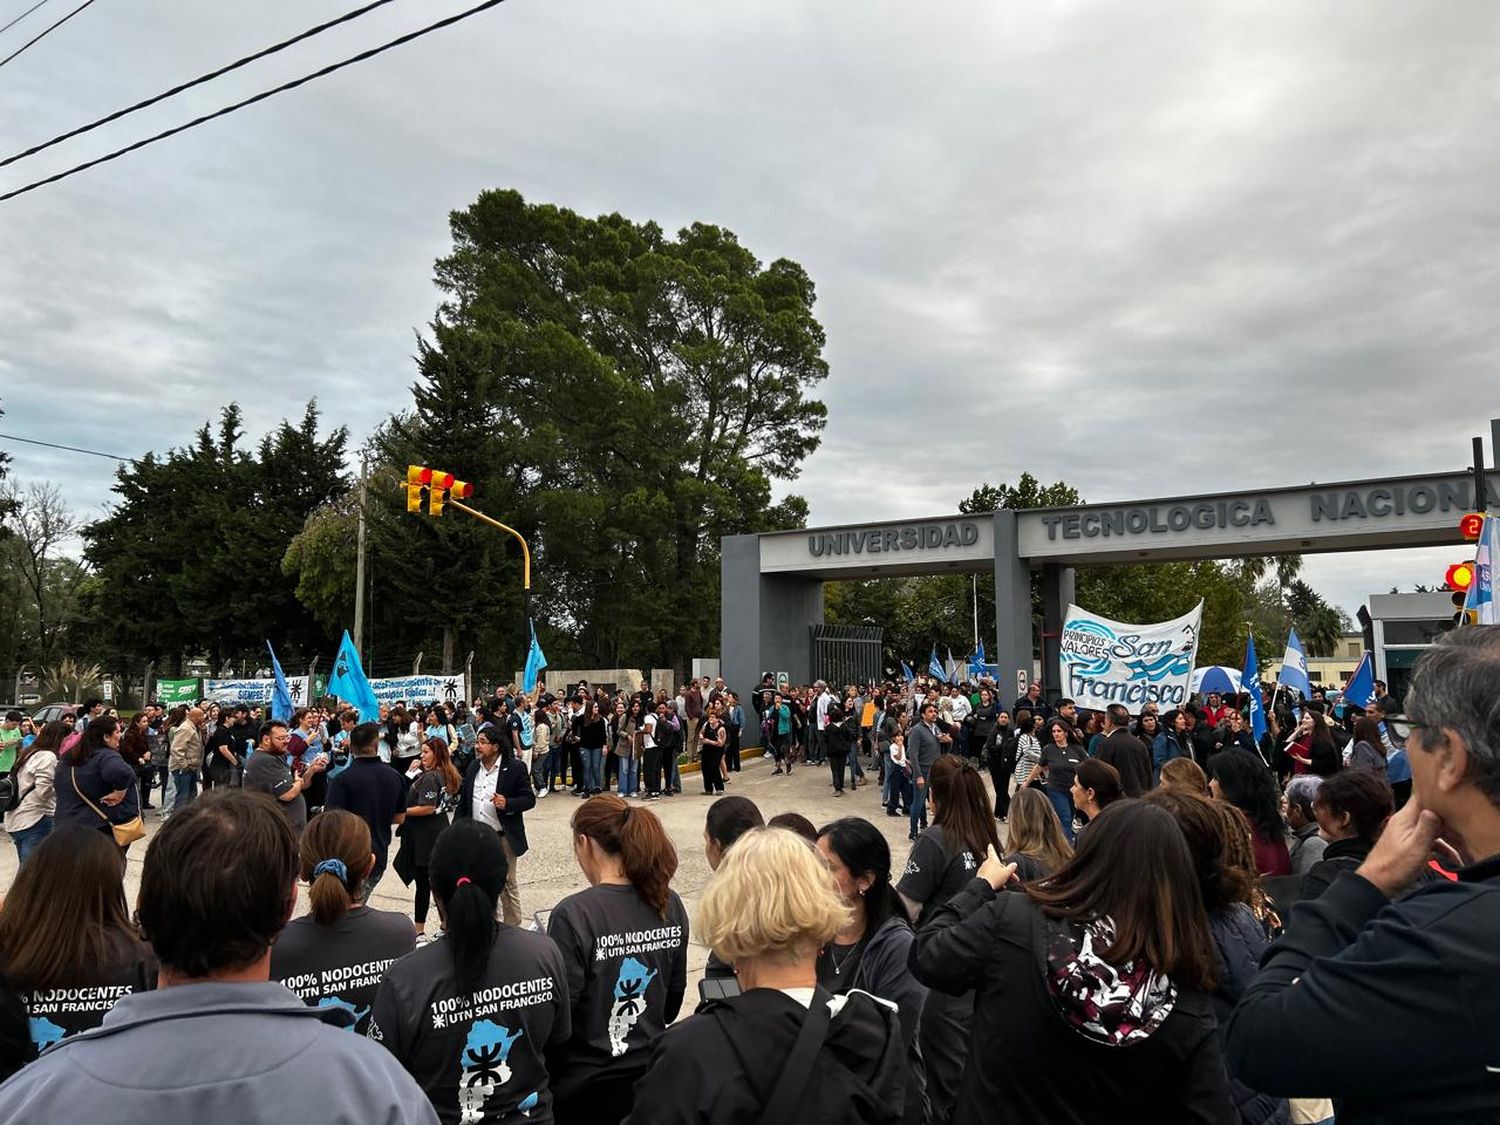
[0,627,1496,1124]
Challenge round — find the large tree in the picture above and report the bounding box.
[392,189,828,674]
[84,403,347,671]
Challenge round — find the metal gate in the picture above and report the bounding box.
[811,624,884,687]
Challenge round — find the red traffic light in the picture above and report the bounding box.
[431,471,455,491]
[1446,562,1475,592]
[1460,513,1485,541]
[407,465,432,485]
[451,480,473,500]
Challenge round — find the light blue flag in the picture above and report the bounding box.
[901,661,916,684]
[928,647,945,681]
[1343,650,1375,709]
[946,648,958,684]
[968,642,986,678]
[328,630,380,722]
[1242,634,1266,740]
[523,619,548,694]
[1277,629,1313,698]
[1462,514,1498,625]
[266,641,294,723]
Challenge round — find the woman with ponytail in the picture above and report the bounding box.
[269,809,414,1035]
[546,794,689,1125]
[369,819,569,1125]
[394,736,463,943]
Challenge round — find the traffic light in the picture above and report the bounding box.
[451,480,473,500]
[406,465,432,513]
[428,470,454,516]
[1460,513,1485,541]
[1448,561,1477,626]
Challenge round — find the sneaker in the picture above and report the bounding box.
[762,751,774,760]
[414,932,432,946]
[908,831,918,841]
[536,787,549,798]
[772,768,783,776]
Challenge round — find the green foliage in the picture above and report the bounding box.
[370,188,828,674]
[83,403,347,671]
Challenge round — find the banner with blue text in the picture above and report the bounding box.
[1058,601,1202,713]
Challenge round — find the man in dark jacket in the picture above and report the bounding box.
[454,727,535,926]
[1094,704,1151,797]
[326,722,405,903]
[906,703,944,841]
[1226,627,1500,1123]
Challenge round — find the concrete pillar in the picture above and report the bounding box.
[721,535,824,746]
[992,511,1033,706]
[1041,564,1076,705]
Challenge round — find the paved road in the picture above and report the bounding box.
[1,753,1006,1005]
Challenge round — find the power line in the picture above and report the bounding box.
[0,0,99,72]
[0,431,131,460]
[0,0,55,39]
[0,0,508,203]
[1,0,402,171]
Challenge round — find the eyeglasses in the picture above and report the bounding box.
[1384,715,1424,741]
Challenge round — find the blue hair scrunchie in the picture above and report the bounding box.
[312,858,348,884]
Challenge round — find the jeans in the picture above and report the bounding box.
[666,750,682,792]
[910,780,929,836]
[582,748,603,793]
[1045,787,1076,844]
[361,853,387,905]
[617,756,639,797]
[172,769,199,810]
[9,816,52,865]
[883,763,910,811]
[157,763,173,811]
[848,741,864,781]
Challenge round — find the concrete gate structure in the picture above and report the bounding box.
[721,452,1500,709]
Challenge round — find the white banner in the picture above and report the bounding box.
[203,676,311,706]
[367,675,468,708]
[1057,601,1203,712]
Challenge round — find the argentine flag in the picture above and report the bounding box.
[1277,629,1313,698]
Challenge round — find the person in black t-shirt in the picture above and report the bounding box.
[547,795,689,1125]
[895,756,1001,1125]
[327,722,406,903]
[1024,721,1086,845]
[0,826,156,1053]
[271,809,414,1035]
[369,819,570,1125]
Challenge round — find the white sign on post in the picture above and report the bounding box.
[1058,601,1203,713]
[1015,669,1027,697]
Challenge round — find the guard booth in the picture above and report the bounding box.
[722,454,1499,735]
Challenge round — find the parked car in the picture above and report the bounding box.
[31,703,77,726]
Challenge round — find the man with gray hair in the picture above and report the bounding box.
[1227,628,1500,1121]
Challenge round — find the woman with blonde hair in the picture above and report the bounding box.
[1158,756,1210,795]
[1000,787,1072,882]
[626,828,922,1125]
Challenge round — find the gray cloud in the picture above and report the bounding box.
[3,0,1497,616]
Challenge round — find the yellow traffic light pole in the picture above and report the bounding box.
[407,465,532,614]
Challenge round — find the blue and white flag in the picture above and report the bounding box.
[969,642,987,678]
[328,630,380,722]
[928,647,945,682]
[1343,650,1375,710]
[523,619,548,694]
[1463,514,1499,625]
[266,641,294,723]
[1277,629,1313,698]
[900,661,916,684]
[1242,634,1266,741]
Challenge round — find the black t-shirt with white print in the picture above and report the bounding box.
[896,825,979,928]
[545,884,689,1098]
[368,927,571,1125]
[22,931,155,1051]
[270,905,415,1035]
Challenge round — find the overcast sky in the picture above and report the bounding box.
[2,0,1496,619]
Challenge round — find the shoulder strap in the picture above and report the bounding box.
[758,990,833,1125]
[71,767,113,825]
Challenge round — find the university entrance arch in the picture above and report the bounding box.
[721,461,1499,706]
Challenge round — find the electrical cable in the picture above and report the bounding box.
[0,0,99,72]
[0,0,401,171]
[0,0,54,39]
[0,431,131,460]
[0,0,507,203]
